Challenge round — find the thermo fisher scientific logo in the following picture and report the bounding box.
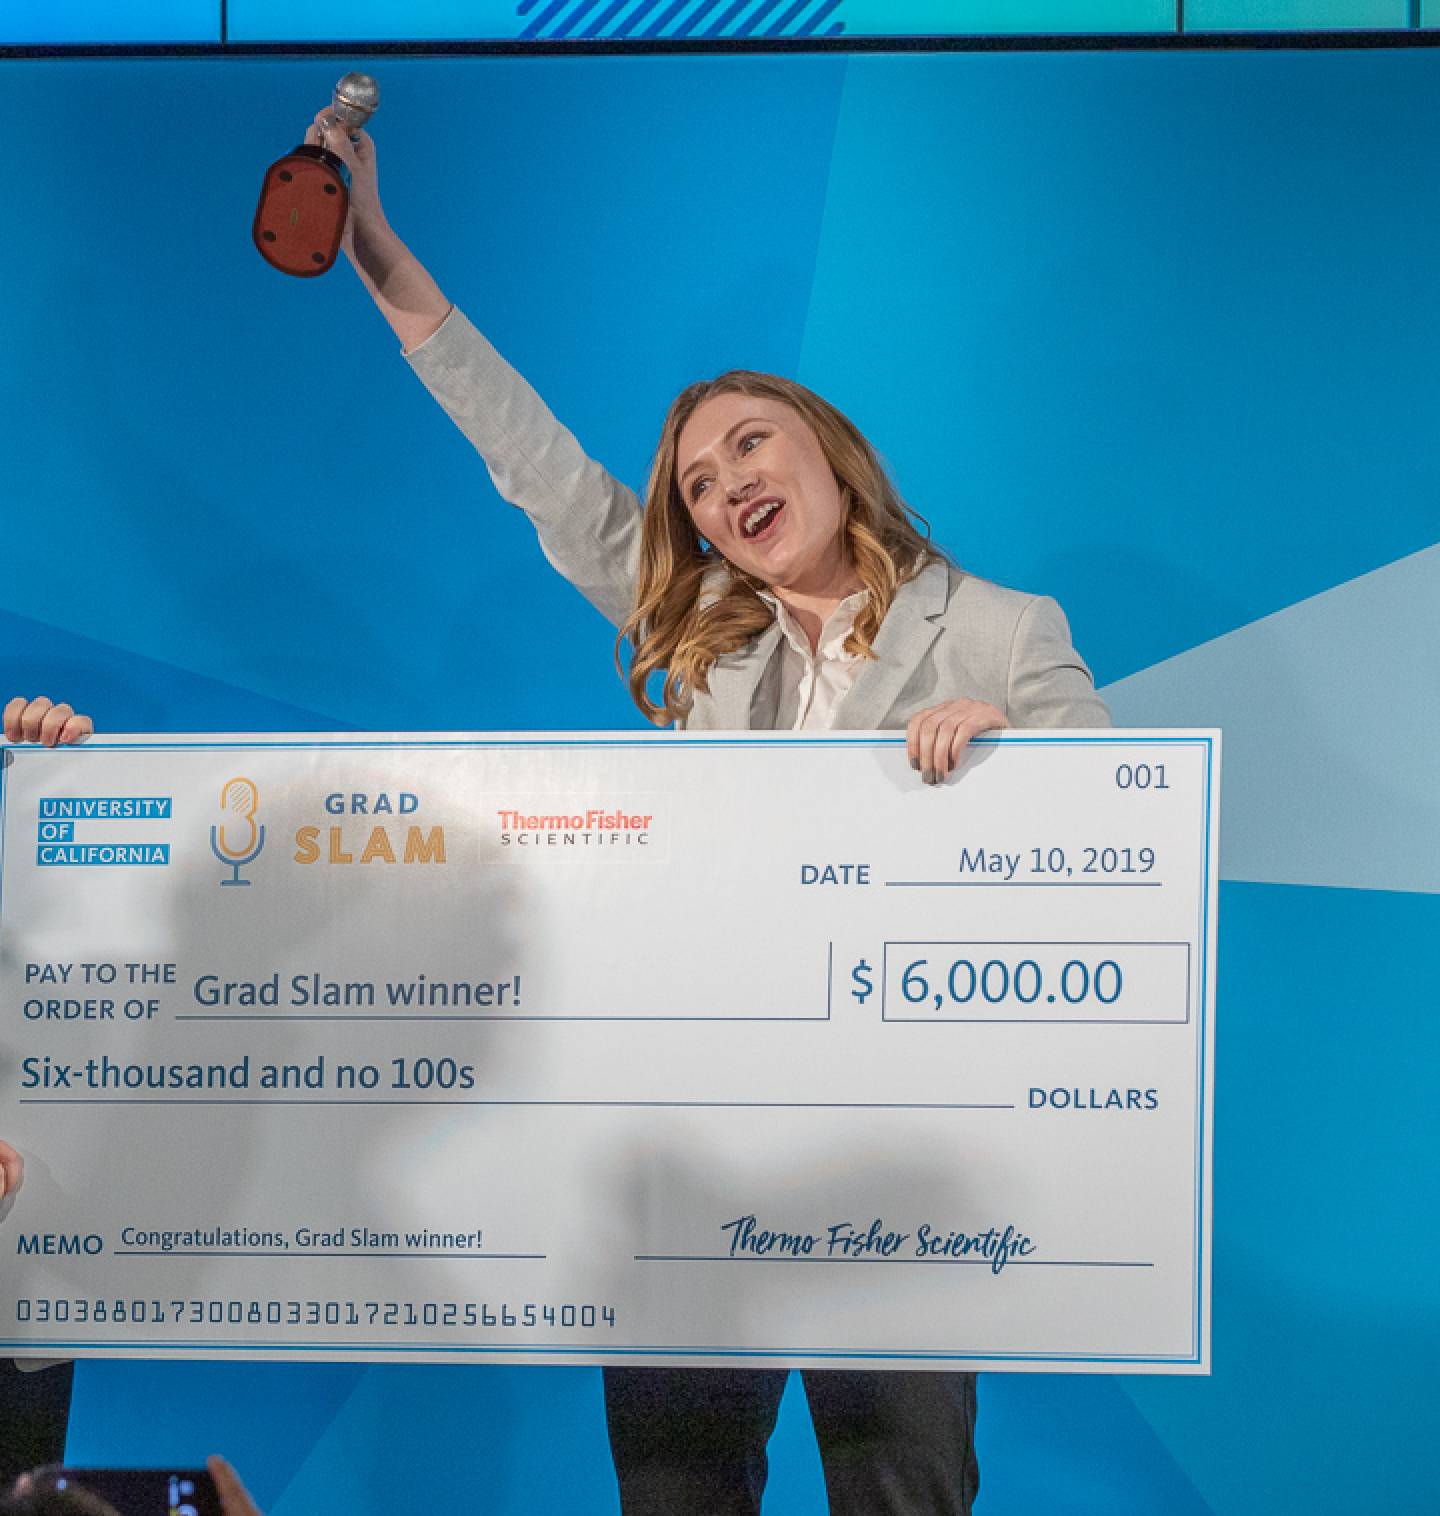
[491,800,663,859]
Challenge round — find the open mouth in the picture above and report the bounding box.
[741,498,785,541]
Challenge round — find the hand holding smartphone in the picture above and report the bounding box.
[41,1460,261,1516]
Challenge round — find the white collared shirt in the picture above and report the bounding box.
[757,589,868,730]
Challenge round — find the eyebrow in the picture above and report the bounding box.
[678,418,771,486]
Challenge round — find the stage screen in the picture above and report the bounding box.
[0,1,1426,45]
[3,40,1436,1516]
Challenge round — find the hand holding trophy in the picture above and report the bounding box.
[252,72,379,277]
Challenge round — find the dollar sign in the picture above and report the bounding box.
[851,959,874,1004]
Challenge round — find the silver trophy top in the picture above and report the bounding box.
[330,73,380,135]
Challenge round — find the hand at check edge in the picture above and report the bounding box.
[3,696,93,747]
[906,700,1007,785]
[0,1140,21,1201]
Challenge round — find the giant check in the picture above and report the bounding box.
[0,731,1217,1372]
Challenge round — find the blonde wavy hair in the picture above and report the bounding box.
[619,371,945,725]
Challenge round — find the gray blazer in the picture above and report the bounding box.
[407,309,1111,733]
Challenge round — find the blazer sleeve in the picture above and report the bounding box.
[1006,595,1112,729]
[404,308,644,629]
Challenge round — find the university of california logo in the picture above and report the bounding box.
[210,776,266,885]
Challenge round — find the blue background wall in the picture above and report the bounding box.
[2,44,1437,1515]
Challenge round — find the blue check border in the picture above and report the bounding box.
[0,730,1217,1369]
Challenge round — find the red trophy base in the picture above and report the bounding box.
[253,145,349,277]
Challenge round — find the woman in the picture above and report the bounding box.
[314,116,1109,1515]
[1,698,94,1491]
[4,716,258,1513]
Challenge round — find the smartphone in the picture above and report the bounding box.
[50,1468,221,1516]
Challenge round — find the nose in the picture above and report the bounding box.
[723,466,759,503]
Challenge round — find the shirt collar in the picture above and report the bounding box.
[758,589,868,663]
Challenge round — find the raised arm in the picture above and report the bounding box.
[307,116,450,353]
[314,117,644,628]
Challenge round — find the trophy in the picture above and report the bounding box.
[253,73,379,277]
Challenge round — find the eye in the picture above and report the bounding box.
[689,476,712,501]
[739,431,767,454]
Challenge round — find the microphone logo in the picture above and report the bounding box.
[210,776,266,886]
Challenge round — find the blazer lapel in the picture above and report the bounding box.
[692,622,785,729]
[832,561,950,731]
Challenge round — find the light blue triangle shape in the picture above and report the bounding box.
[1103,545,1440,894]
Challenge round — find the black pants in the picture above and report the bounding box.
[0,1361,73,1491]
[604,1367,978,1515]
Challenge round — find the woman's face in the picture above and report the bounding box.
[676,392,850,595]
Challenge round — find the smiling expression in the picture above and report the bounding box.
[676,392,853,596]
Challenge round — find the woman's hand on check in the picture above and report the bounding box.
[906,700,1007,785]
